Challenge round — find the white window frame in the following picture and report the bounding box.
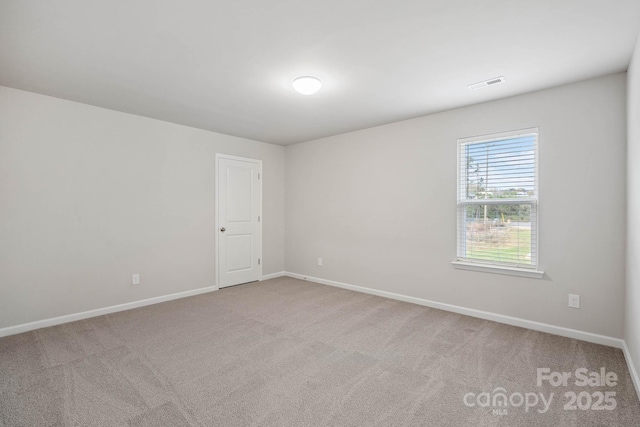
[452,128,544,278]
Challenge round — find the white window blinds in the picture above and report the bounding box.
[457,128,539,268]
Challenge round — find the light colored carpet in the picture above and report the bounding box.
[1,277,639,426]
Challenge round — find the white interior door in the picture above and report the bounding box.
[216,154,262,288]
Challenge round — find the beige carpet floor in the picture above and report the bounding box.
[1,277,639,426]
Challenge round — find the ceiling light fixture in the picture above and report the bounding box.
[292,76,322,95]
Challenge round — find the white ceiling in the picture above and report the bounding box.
[1,1,640,145]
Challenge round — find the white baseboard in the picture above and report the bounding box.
[0,285,218,338]
[261,271,286,280]
[622,341,640,399]
[0,270,286,338]
[285,272,624,349]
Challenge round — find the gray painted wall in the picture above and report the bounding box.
[0,86,285,329]
[286,73,627,338]
[0,73,632,343]
[626,34,640,383]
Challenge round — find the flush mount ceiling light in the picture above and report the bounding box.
[468,76,506,90]
[292,76,322,95]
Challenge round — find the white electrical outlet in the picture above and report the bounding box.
[568,294,580,309]
[132,274,140,285]
[318,258,323,266]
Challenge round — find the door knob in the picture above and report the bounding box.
[220,227,226,232]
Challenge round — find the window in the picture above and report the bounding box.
[456,128,539,273]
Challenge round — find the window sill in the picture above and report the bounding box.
[451,261,544,279]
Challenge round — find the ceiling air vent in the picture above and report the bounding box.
[468,76,506,90]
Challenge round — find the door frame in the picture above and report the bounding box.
[215,153,263,289]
